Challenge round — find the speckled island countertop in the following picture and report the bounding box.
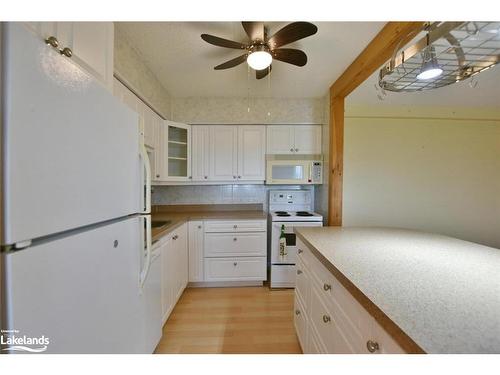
[294,226,500,354]
[151,204,267,242]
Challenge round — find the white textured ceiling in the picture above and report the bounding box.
[116,22,385,98]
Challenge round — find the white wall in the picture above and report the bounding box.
[114,25,172,118]
[342,106,500,249]
[171,97,323,124]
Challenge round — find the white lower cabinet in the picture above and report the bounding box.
[295,238,405,354]
[160,223,188,324]
[202,219,267,283]
[188,221,204,282]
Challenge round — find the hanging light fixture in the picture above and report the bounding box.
[416,35,443,80]
[247,44,272,70]
[417,57,443,80]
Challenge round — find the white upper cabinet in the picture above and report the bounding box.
[25,22,114,91]
[161,121,191,181]
[191,126,210,182]
[267,125,322,155]
[209,126,238,181]
[266,126,295,154]
[191,125,266,183]
[294,125,322,154]
[237,126,266,181]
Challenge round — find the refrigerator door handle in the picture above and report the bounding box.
[139,215,152,291]
[140,144,151,214]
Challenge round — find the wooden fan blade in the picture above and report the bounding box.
[256,65,272,79]
[201,34,247,49]
[242,22,265,42]
[268,22,318,49]
[273,48,307,66]
[214,54,248,70]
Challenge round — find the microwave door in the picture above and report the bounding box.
[268,162,307,184]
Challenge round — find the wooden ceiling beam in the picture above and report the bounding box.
[327,22,425,226]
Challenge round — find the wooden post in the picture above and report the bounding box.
[327,22,425,226]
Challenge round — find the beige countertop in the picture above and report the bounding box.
[295,226,500,354]
[150,204,267,242]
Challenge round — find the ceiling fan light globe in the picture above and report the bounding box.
[247,51,272,70]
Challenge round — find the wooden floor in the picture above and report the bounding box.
[155,286,302,354]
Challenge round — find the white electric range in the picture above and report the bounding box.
[268,190,323,288]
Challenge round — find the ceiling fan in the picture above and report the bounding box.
[201,22,318,79]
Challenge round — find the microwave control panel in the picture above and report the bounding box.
[311,161,323,184]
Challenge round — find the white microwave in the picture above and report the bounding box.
[266,160,323,185]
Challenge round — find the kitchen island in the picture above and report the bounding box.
[294,227,500,354]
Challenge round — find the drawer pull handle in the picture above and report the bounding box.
[45,36,59,48]
[295,310,300,316]
[296,269,303,275]
[233,225,238,229]
[322,315,331,323]
[366,340,379,353]
[60,47,73,58]
[323,283,332,291]
[233,262,237,266]
[297,249,303,254]
[233,237,237,241]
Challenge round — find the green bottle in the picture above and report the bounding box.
[279,224,287,258]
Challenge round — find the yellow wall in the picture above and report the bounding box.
[342,106,500,248]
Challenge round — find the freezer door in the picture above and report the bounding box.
[2,23,142,245]
[2,217,147,353]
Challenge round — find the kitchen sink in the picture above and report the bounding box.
[151,220,171,228]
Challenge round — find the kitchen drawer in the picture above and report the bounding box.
[311,258,373,342]
[295,258,310,309]
[293,295,308,351]
[205,232,266,257]
[204,257,266,281]
[296,237,314,268]
[309,287,355,354]
[204,220,266,233]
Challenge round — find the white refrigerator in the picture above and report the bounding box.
[0,23,160,353]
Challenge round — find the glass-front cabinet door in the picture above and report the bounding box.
[162,120,191,181]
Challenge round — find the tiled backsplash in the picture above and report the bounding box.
[152,184,314,212]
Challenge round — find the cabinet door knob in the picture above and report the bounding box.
[237,176,241,179]
[233,225,237,229]
[295,148,299,152]
[296,269,303,275]
[366,340,379,353]
[204,176,208,179]
[156,174,160,178]
[45,36,59,48]
[233,262,237,266]
[198,225,202,229]
[60,47,73,58]
[297,249,303,254]
[233,237,237,241]
[322,315,331,323]
[233,175,236,179]
[323,283,332,291]
[295,310,301,316]
[290,148,294,152]
[189,176,192,179]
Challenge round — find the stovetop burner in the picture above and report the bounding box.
[295,211,314,217]
[276,213,291,217]
[274,211,288,215]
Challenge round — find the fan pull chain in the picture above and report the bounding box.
[247,64,251,113]
[267,66,271,117]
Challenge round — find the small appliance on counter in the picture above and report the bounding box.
[268,189,323,288]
